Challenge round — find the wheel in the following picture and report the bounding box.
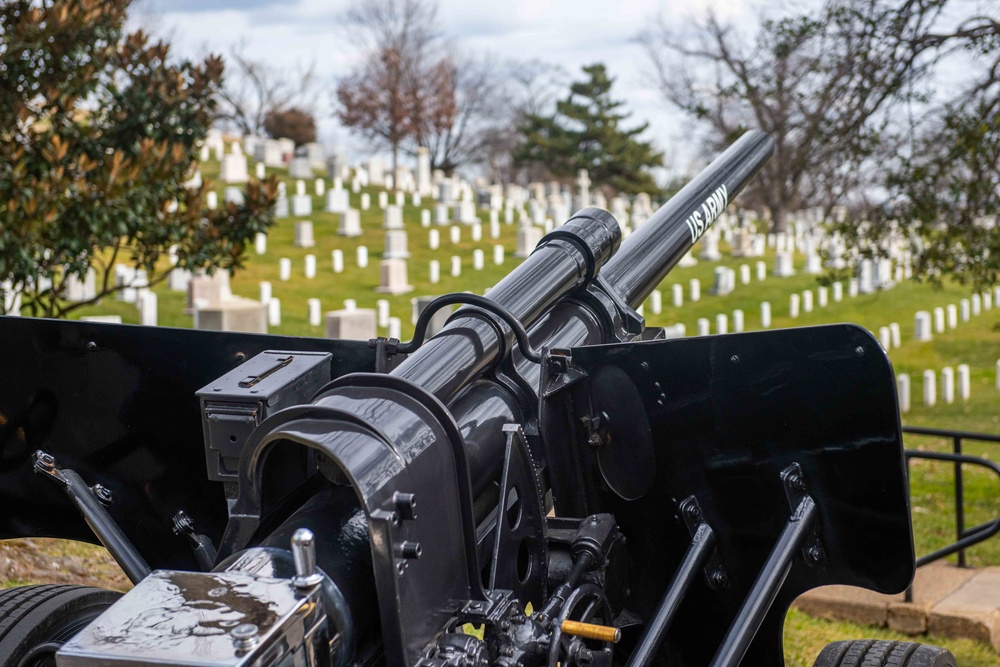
[813,639,958,667]
[0,584,121,667]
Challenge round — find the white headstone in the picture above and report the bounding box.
[689,279,700,302]
[220,151,248,183]
[697,318,710,336]
[268,298,281,327]
[923,370,936,406]
[760,302,771,328]
[715,314,728,335]
[450,226,461,244]
[849,279,859,298]
[890,322,901,348]
[361,193,371,210]
[858,260,874,293]
[429,260,440,284]
[711,267,733,296]
[773,252,795,277]
[972,294,981,316]
[315,178,325,197]
[421,209,431,227]
[941,367,955,404]
[138,291,157,326]
[338,209,362,237]
[650,290,662,315]
[260,281,272,304]
[957,364,970,400]
[933,307,945,334]
[493,245,504,265]
[451,256,461,277]
[384,205,403,229]
[304,254,316,279]
[897,373,910,413]
[357,246,369,268]
[947,304,957,329]
[344,299,357,311]
[325,309,377,340]
[294,221,315,248]
[279,258,291,282]
[388,317,402,340]
[429,229,440,250]
[515,227,543,258]
[914,311,932,341]
[254,233,267,255]
[756,261,767,282]
[802,290,813,313]
[471,223,482,242]
[332,250,344,273]
[377,299,390,328]
[961,298,970,322]
[833,282,843,302]
[732,309,744,333]
[378,191,388,209]
[739,265,750,285]
[672,284,683,307]
[790,294,800,318]
[206,191,218,210]
[384,230,410,259]
[308,298,321,327]
[818,287,828,308]
[255,162,265,179]
[878,326,891,351]
[376,259,413,295]
[326,189,349,214]
[473,249,484,270]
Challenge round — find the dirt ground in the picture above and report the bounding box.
[0,538,130,592]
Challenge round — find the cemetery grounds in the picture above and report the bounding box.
[4,156,1000,666]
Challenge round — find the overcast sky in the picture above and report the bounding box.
[137,0,763,175]
[135,0,986,180]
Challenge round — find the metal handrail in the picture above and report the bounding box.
[901,426,1000,602]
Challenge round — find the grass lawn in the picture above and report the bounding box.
[34,154,1000,663]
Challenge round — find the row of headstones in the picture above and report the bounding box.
[265,241,509,299]
[281,217,515,252]
[897,366,975,412]
[913,288,998,342]
[260,293,453,342]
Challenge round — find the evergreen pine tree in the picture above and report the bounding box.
[515,64,663,195]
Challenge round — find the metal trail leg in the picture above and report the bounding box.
[627,497,716,667]
[33,450,151,583]
[710,464,818,667]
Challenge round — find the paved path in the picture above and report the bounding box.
[795,562,1000,651]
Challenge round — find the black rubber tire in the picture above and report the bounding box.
[813,639,959,667]
[0,584,121,667]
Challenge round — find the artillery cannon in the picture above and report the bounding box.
[0,131,956,666]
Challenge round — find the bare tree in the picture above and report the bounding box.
[336,0,448,185]
[215,41,318,137]
[640,0,999,232]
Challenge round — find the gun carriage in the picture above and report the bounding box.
[0,132,954,666]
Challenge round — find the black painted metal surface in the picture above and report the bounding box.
[540,324,913,666]
[0,316,374,569]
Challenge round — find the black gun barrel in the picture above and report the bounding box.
[602,130,774,308]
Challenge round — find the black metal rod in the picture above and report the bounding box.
[626,523,715,667]
[954,436,966,568]
[59,468,151,583]
[709,496,817,667]
[916,519,1000,567]
[601,131,774,308]
[902,425,1000,443]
